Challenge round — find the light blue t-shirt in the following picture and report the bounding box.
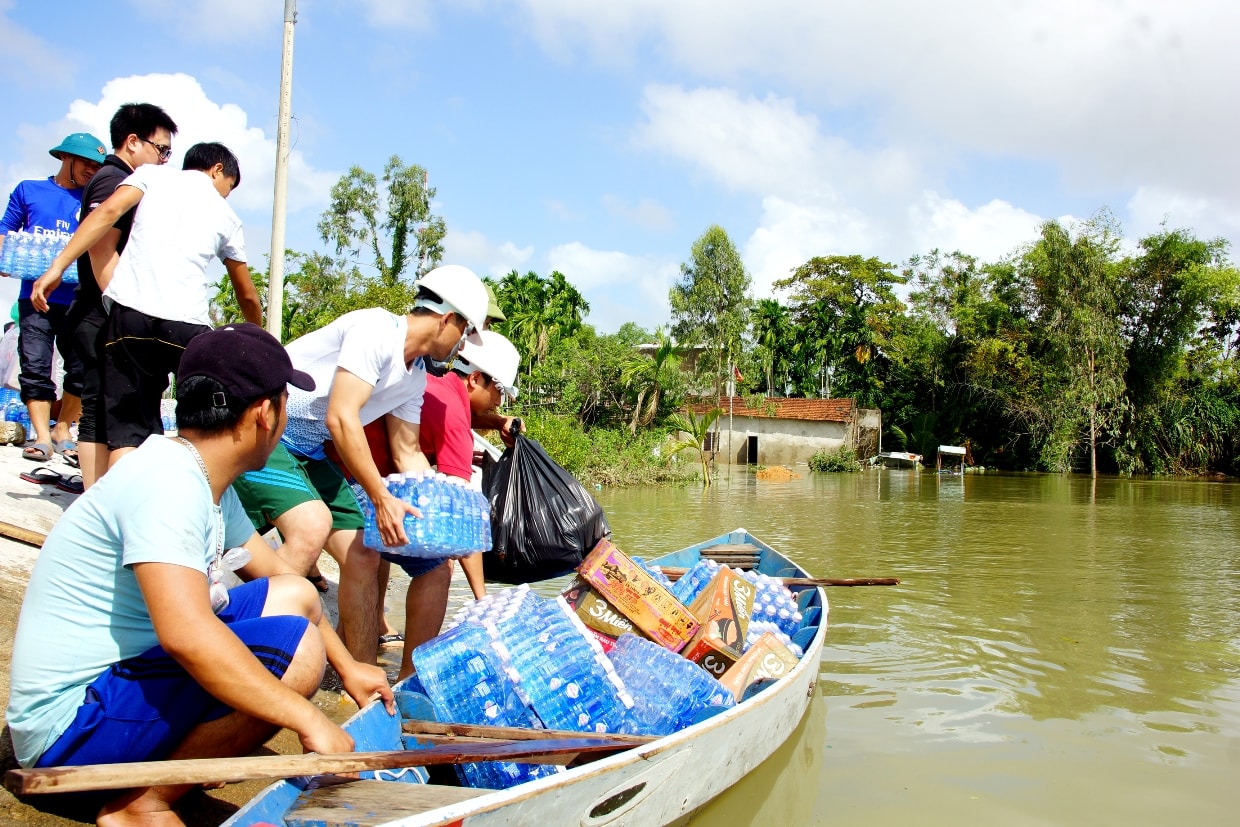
[6,436,257,767]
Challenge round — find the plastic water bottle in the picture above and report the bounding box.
[670,558,720,605]
[607,633,735,736]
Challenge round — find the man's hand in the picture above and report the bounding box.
[500,416,523,447]
[297,716,355,755]
[30,272,61,313]
[338,660,396,715]
[376,491,419,547]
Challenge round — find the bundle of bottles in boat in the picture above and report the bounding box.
[408,538,818,789]
[358,471,491,558]
[0,231,76,282]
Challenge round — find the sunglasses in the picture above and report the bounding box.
[139,137,173,161]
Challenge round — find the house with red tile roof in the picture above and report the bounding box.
[684,396,881,466]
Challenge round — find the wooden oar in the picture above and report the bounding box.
[402,720,655,746]
[5,737,637,796]
[0,520,46,548]
[660,566,899,587]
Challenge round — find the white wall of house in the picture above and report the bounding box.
[712,416,850,465]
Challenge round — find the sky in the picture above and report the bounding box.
[2,0,1237,334]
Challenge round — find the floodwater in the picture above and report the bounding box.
[593,469,1240,826]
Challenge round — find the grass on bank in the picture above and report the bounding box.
[514,412,701,487]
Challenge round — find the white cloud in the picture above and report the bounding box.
[131,0,283,40]
[601,194,674,232]
[546,242,677,333]
[1127,186,1240,248]
[744,197,877,299]
[444,228,533,276]
[907,193,1044,264]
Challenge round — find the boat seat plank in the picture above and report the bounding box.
[702,543,759,552]
[286,781,493,827]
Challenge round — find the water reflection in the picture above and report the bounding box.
[596,469,1240,825]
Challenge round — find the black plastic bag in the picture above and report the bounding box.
[482,433,610,584]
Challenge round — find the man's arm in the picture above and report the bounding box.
[470,410,521,447]
[224,258,263,326]
[325,369,418,547]
[386,416,430,473]
[233,535,394,713]
[134,560,353,754]
[31,185,143,313]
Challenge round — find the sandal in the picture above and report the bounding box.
[22,442,52,462]
[378,633,404,646]
[307,574,330,593]
[52,439,79,468]
[20,466,62,485]
[55,473,84,494]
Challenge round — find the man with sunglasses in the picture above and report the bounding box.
[231,265,489,666]
[31,103,179,488]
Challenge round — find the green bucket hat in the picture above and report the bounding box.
[49,133,107,164]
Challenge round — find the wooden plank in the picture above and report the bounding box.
[660,567,899,587]
[0,519,46,548]
[5,738,638,796]
[701,543,759,552]
[402,720,654,746]
[287,781,492,827]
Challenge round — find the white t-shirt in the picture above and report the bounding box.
[6,436,257,767]
[281,307,426,458]
[103,165,246,325]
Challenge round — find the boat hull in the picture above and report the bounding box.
[224,529,827,827]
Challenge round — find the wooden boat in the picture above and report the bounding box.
[223,528,828,827]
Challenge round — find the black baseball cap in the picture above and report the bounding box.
[178,323,314,404]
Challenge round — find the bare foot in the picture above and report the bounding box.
[97,800,186,827]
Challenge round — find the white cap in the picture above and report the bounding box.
[414,265,487,345]
[457,330,521,400]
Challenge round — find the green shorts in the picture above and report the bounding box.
[231,443,365,532]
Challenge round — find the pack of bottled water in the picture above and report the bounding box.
[631,556,675,592]
[1,390,32,441]
[450,587,636,735]
[743,620,804,658]
[669,557,720,606]
[606,633,735,736]
[740,570,802,638]
[0,231,76,283]
[407,619,560,789]
[359,470,491,557]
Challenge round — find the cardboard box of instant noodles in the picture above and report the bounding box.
[560,577,648,652]
[578,538,699,652]
[719,632,800,702]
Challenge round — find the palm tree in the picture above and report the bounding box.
[665,406,723,487]
[751,298,791,395]
[621,337,678,432]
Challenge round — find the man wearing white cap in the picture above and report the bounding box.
[231,265,489,665]
[391,329,521,680]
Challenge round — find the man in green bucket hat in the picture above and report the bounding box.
[1,132,107,470]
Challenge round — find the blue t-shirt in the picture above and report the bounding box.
[0,177,83,305]
[5,436,258,767]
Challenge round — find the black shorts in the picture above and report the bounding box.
[101,302,209,450]
[17,299,85,401]
[66,299,108,444]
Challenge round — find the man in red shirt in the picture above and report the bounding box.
[393,330,519,680]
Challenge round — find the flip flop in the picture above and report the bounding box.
[22,442,52,462]
[55,473,84,495]
[378,633,404,646]
[19,466,62,485]
[307,574,330,593]
[52,439,79,468]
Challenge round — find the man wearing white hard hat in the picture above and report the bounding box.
[231,264,489,666]
[388,329,521,680]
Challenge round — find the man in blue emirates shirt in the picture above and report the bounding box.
[0,132,107,467]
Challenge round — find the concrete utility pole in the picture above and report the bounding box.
[267,0,297,341]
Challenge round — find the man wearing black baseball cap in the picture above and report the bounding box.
[7,323,393,825]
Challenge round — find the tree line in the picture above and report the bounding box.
[215,158,1240,477]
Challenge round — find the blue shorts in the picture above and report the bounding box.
[35,579,310,768]
[379,552,446,580]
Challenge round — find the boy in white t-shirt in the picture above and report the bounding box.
[41,142,262,471]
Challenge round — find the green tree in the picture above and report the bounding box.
[669,226,752,402]
[620,335,680,433]
[666,407,723,486]
[750,298,793,395]
[317,156,445,287]
[1022,214,1126,476]
[493,269,590,378]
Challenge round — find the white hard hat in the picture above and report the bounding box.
[457,330,521,400]
[414,265,487,345]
